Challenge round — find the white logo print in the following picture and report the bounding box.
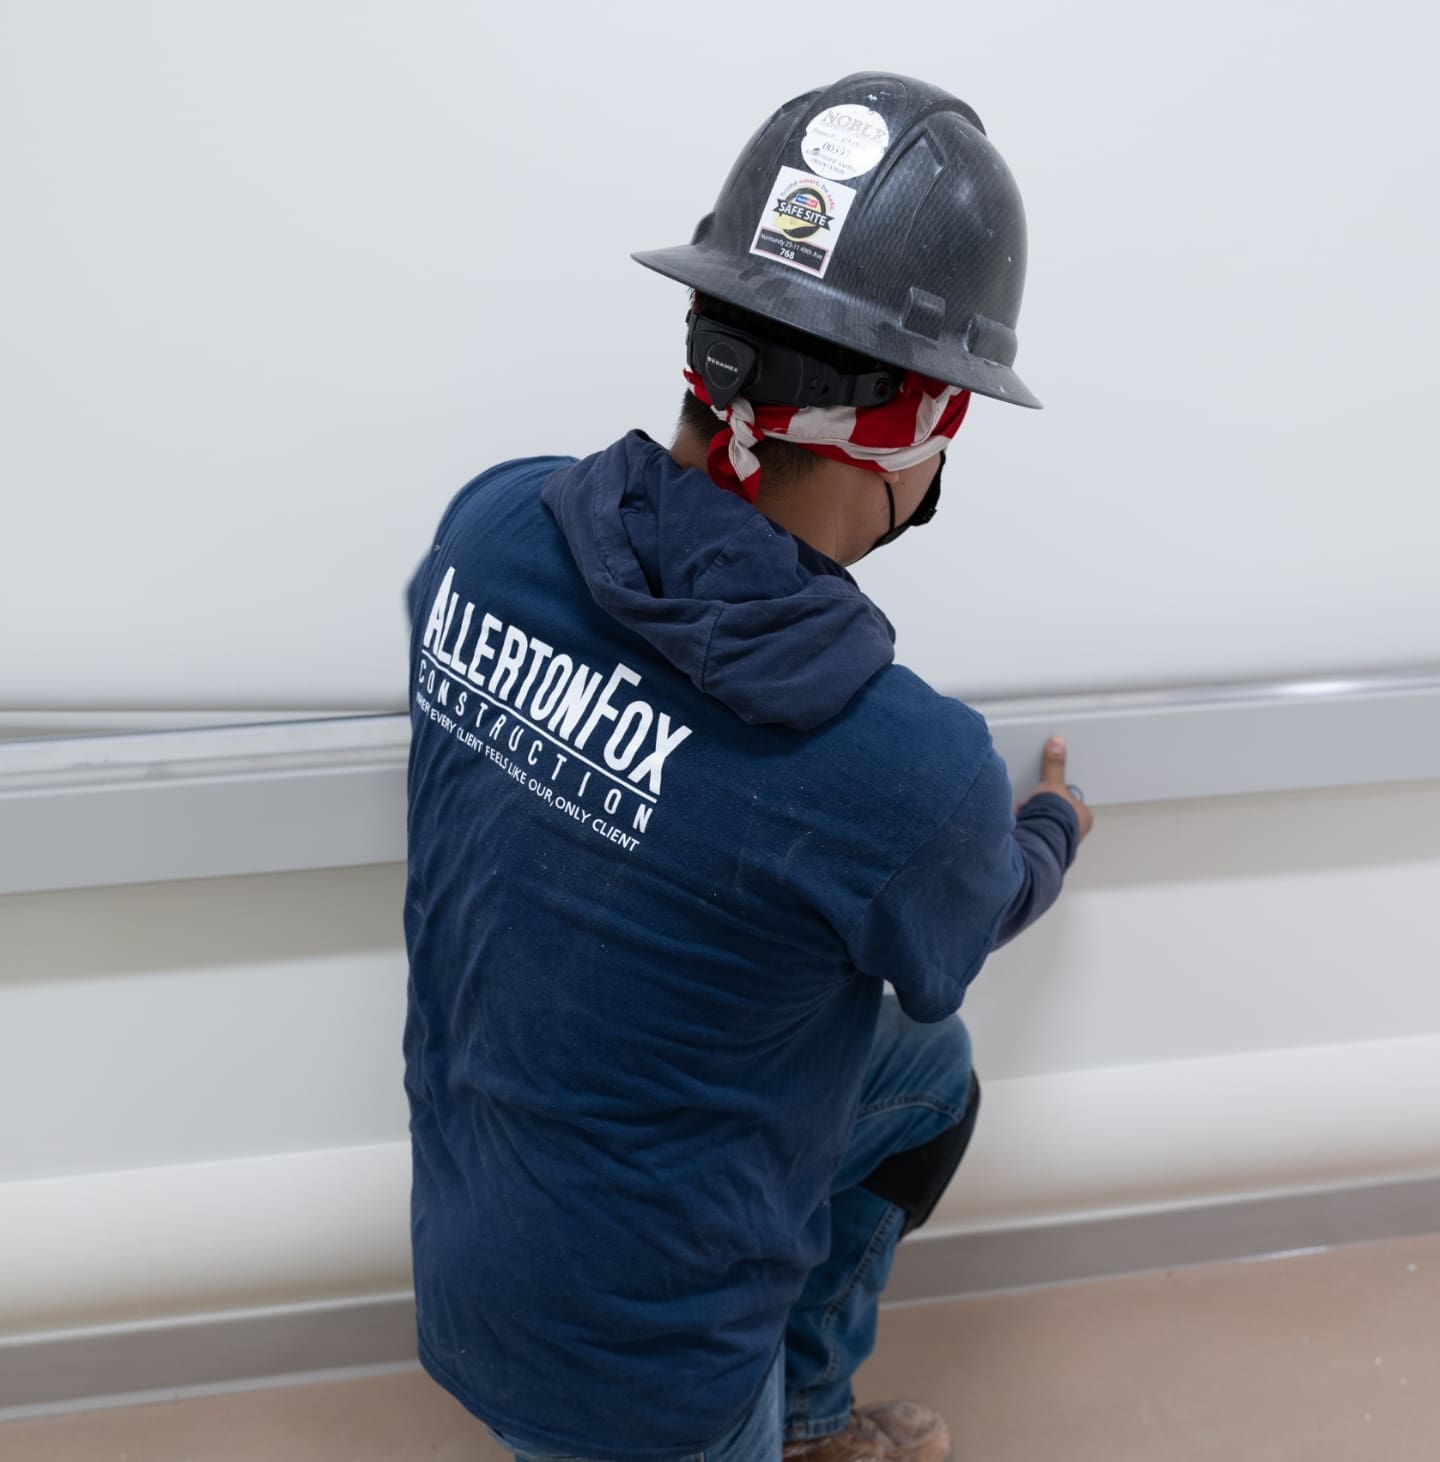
[414,566,694,852]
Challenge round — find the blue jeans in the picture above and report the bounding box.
[487,994,974,1462]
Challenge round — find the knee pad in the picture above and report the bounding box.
[858,1073,980,1238]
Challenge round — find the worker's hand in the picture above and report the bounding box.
[1018,737,1094,843]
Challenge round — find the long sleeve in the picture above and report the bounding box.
[844,747,1080,1021]
[993,790,1080,948]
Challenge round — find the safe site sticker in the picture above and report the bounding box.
[749,167,858,279]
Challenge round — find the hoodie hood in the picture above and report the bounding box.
[541,431,895,731]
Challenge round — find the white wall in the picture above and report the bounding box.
[3,0,1439,1399]
[0,866,409,1182]
[3,0,1438,710]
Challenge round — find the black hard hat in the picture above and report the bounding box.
[633,72,1040,409]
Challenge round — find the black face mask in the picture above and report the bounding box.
[867,451,945,555]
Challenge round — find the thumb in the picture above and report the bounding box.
[1041,736,1067,786]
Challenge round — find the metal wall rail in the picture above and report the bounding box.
[2,668,1438,896]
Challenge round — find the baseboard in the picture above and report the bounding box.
[0,1295,418,1420]
[885,1172,1440,1304]
[5,1174,1438,1421]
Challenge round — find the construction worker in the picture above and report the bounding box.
[402,71,1091,1462]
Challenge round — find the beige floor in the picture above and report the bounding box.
[5,1232,1438,1462]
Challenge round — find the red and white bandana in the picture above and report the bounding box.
[684,367,971,504]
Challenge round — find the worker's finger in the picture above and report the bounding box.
[1019,735,1092,845]
[1040,736,1067,785]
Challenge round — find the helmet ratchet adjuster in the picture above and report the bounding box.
[686,311,901,412]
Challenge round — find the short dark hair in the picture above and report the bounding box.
[677,390,823,486]
[678,292,894,489]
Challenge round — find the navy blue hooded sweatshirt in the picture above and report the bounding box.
[402,431,1078,1456]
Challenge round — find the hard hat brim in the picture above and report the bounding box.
[632,244,1043,411]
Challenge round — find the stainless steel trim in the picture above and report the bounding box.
[2,667,1437,895]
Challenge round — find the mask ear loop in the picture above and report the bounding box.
[868,451,945,554]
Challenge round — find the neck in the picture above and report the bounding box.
[668,426,855,561]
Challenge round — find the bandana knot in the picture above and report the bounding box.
[683,367,970,503]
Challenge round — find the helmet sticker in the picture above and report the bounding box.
[749,167,857,279]
[801,104,890,181]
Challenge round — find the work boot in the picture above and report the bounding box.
[783,1401,953,1462]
